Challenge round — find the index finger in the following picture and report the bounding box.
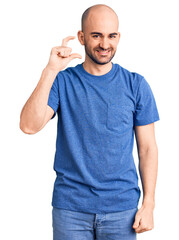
[61,36,76,47]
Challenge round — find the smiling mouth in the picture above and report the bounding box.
[96,50,111,55]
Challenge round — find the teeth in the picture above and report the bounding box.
[98,51,109,53]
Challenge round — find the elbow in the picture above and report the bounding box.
[19,120,38,135]
[20,128,37,135]
[139,144,158,159]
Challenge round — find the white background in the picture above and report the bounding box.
[0,0,178,239]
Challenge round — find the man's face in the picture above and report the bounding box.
[80,9,120,65]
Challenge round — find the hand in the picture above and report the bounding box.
[46,36,82,72]
[133,204,154,233]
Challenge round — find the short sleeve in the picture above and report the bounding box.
[47,74,60,119]
[134,77,160,126]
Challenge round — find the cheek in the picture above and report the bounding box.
[114,40,119,48]
[84,39,92,48]
[87,43,97,51]
[111,44,118,51]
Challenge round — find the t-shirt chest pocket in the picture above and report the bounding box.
[106,103,133,132]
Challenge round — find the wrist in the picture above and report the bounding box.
[44,65,60,75]
[38,66,59,88]
[142,197,155,209]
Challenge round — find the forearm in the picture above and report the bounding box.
[139,145,158,208]
[20,67,58,133]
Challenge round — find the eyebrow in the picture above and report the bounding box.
[90,32,118,36]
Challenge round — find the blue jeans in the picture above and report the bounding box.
[52,206,138,240]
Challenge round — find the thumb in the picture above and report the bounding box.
[133,214,141,229]
[69,53,82,60]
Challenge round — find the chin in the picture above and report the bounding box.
[94,57,113,65]
[96,60,111,65]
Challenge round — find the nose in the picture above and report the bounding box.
[99,37,110,50]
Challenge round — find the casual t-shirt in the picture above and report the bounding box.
[47,62,160,214]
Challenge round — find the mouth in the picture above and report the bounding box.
[96,50,111,56]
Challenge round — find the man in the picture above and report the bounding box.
[20,4,160,240]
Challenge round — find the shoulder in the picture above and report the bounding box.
[55,64,80,83]
[117,63,144,81]
[58,64,80,76]
[114,63,145,93]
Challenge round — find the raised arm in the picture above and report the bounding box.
[19,36,82,134]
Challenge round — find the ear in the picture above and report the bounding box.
[77,30,85,46]
[117,32,121,43]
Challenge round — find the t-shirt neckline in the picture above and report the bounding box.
[78,62,116,80]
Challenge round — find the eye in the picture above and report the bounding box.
[93,35,100,38]
[110,35,116,38]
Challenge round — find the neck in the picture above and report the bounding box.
[83,57,112,76]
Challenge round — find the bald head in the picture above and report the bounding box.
[81,4,119,32]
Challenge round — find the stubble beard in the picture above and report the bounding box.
[84,43,116,65]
